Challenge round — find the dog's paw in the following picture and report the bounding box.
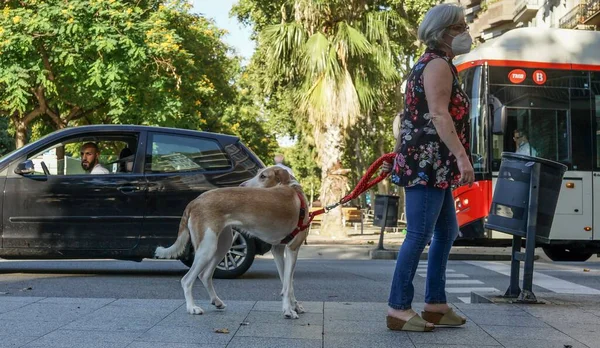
[212,299,226,310]
[294,302,305,314]
[187,306,204,315]
[283,309,299,319]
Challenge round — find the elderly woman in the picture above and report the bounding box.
[384,4,474,332]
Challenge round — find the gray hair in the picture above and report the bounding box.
[418,4,465,49]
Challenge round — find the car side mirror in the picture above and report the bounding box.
[14,160,35,175]
[489,94,507,135]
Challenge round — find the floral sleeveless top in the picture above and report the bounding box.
[391,48,471,189]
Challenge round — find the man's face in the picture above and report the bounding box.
[80,146,99,171]
[513,132,524,146]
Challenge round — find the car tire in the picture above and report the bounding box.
[542,246,593,262]
[179,229,256,279]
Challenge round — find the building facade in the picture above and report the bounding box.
[448,0,599,43]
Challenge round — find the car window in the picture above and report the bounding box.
[145,133,231,173]
[27,135,138,176]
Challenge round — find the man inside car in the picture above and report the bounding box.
[80,142,109,174]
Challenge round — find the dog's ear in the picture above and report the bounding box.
[274,167,291,185]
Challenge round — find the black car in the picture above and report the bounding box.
[0,125,271,278]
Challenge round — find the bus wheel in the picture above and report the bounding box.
[542,246,593,262]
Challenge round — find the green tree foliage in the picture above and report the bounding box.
[0,0,245,149]
[0,116,15,156]
[233,0,436,237]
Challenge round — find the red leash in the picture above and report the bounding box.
[297,152,396,232]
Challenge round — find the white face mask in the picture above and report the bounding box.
[449,31,473,55]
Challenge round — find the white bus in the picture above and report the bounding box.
[452,27,600,261]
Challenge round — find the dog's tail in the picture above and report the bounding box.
[154,207,191,259]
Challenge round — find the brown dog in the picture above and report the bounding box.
[155,166,309,318]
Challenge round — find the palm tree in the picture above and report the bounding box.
[259,0,403,237]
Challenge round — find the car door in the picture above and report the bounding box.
[141,131,262,250]
[2,131,147,252]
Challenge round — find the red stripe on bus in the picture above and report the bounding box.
[456,60,600,72]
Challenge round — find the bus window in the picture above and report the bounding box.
[593,73,600,170]
[571,89,593,171]
[459,66,487,173]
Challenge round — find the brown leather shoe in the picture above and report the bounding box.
[421,308,467,326]
[386,314,434,332]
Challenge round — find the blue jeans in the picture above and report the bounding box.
[388,185,459,310]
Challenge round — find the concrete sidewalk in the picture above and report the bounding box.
[0,295,598,348]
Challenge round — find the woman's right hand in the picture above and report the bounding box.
[457,155,474,187]
[380,160,393,175]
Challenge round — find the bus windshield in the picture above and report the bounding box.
[487,66,594,172]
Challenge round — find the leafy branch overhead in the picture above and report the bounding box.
[0,0,276,157]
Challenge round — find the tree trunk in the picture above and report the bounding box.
[316,123,347,239]
[14,119,28,149]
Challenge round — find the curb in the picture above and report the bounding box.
[369,249,540,261]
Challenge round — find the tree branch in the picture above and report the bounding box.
[37,43,56,81]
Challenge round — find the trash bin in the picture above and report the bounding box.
[485,152,567,242]
[373,194,399,227]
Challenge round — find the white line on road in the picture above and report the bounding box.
[446,279,484,284]
[445,287,500,294]
[417,267,455,273]
[466,261,600,295]
[457,296,472,303]
[419,273,469,278]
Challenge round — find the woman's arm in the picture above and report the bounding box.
[422,59,468,160]
[423,58,474,185]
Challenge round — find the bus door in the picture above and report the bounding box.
[492,107,593,241]
[594,88,600,241]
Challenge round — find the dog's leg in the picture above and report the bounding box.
[182,228,218,315]
[286,245,305,314]
[271,244,286,296]
[281,246,300,319]
[199,227,233,310]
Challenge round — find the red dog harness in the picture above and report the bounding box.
[279,153,396,245]
[280,191,307,244]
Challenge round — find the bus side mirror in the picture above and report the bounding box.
[489,95,507,135]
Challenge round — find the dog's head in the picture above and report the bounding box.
[240,166,292,188]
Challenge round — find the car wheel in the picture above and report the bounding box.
[542,246,593,262]
[180,230,256,279]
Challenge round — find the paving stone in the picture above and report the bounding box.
[480,325,575,341]
[235,322,323,339]
[141,325,233,345]
[465,312,549,327]
[245,310,323,326]
[128,342,225,348]
[0,319,64,336]
[324,332,415,348]
[324,319,392,335]
[0,335,39,348]
[496,338,591,348]
[64,315,160,332]
[228,336,321,348]
[324,308,383,322]
[253,301,323,314]
[22,329,139,348]
[0,303,97,323]
[406,323,500,346]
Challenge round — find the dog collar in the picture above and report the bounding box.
[280,191,307,244]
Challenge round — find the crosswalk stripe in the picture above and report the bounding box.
[457,296,472,303]
[467,261,600,295]
[446,279,484,284]
[445,287,500,294]
[419,273,469,278]
[417,267,455,273]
